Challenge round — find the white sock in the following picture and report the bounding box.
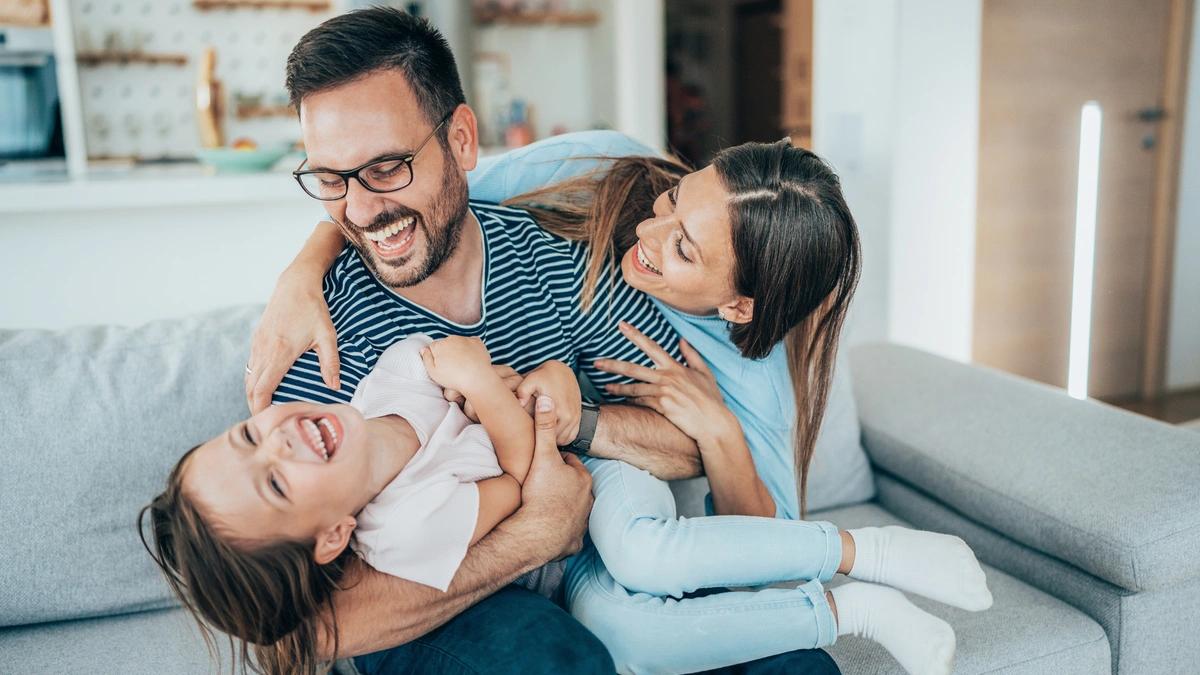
[831,582,956,675]
[846,526,993,611]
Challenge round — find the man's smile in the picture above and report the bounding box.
[363,216,419,259]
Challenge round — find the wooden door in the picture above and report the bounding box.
[781,0,813,149]
[973,0,1190,399]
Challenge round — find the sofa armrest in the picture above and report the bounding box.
[848,343,1200,592]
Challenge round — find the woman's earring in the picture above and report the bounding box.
[717,309,727,321]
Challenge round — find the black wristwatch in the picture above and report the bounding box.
[565,401,601,454]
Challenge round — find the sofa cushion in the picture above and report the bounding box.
[874,471,1200,675]
[0,305,260,626]
[811,502,1112,674]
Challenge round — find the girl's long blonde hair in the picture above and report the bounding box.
[505,141,860,516]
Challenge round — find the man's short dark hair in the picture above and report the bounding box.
[285,7,465,138]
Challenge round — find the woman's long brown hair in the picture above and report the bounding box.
[505,140,860,516]
[138,445,355,675]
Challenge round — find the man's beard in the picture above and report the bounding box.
[342,153,470,289]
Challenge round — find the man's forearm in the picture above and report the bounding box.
[589,404,703,479]
[321,512,550,659]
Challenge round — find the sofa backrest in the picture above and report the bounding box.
[0,306,259,627]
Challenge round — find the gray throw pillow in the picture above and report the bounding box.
[0,305,259,627]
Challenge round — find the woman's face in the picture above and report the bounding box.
[182,402,374,544]
[619,165,748,318]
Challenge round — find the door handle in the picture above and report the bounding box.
[1137,107,1167,122]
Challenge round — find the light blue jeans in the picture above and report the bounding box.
[563,457,843,675]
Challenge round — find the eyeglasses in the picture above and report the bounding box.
[292,111,453,201]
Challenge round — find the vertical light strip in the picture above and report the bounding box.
[1068,101,1103,400]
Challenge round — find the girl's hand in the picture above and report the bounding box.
[516,361,583,445]
[245,264,339,413]
[594,322,738,446]
[420,336,495,394]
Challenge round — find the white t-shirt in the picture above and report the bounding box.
[348,334,503,591]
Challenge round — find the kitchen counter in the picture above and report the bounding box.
[0,166,303,215]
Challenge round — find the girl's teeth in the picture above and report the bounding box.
[302,418,329,460]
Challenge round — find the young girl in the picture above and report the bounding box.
[140,333,569,675]
[146,140,993,675]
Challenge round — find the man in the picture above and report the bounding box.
[257,7,839,674]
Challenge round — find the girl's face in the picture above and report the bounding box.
[182,402,375,545]
[619,165,751,321]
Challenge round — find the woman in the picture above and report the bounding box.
[244,138,991,674]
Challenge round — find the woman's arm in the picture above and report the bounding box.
[245,220,347,412]
[596,323,776,517]
[691,417,777,518]
[292,219,346,274]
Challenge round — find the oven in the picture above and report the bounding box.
[0,25,64,173]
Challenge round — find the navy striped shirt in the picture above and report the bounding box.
[273,200,680,405]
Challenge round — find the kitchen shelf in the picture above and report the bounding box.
[193,0,331,10]
[76,52,189,66]
[235,104,295,120]
[472,10,600,26]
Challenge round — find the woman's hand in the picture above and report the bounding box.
[597,322,775,517]
[420,336,496,395]
[594,321,738,446]
[245,264,340,413]
[516,361,583,445]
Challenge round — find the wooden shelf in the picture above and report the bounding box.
[76,52,188,66]
[193,0,330,10]
[473,10,599,26]
[235,104,295,120]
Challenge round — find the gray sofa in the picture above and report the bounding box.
[1,305,1197,674]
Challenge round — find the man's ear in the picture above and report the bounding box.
[313,516,356,565]
[718,296,754,325]
[446,104,479,172]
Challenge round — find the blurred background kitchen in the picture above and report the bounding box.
[1,0,1197,425]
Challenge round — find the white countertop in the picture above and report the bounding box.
[0,166,305,214]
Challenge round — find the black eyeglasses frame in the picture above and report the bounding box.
[292,111,454,202]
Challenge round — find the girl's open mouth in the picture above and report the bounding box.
[297,414,342,462]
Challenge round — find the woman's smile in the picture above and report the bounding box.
[633,241,663,276]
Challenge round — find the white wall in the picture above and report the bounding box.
[1166,5,1200,391]
[612,0,667,151]
[886,0,981,362]
[811,0,900,347]
[812,0,981,360]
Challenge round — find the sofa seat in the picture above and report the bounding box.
[1,503,1111,675]
[814,503,1111,674]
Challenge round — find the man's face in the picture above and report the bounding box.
[299,69,474,289]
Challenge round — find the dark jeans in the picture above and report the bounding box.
[353,585,840,675]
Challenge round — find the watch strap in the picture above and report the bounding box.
[567,401,601,454]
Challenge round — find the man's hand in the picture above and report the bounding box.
[519,395,592,561]
[516,361,583,446]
